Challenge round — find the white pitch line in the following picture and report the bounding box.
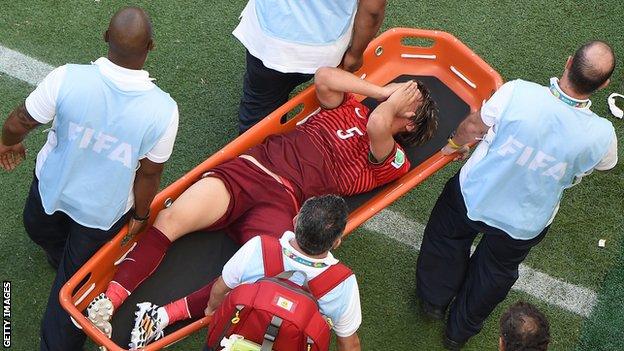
[0,45,54,85]
[1,43,597,318]
[363,209,597,317]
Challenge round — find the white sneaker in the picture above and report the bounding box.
[129,302,169,349]
[87,293,114,338]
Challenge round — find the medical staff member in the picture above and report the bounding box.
[0,7,178,350]
[233,0,387,134]
[415,41,618,350]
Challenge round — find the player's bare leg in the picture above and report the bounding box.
[88,177,231,336]
[153,176,231,241]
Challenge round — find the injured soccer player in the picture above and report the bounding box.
[87,67,439,348]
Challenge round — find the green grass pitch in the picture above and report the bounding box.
[0,1,622,350]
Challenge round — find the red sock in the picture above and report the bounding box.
[161,280,216,324]
[107,226,171,308]
[163,298,191,324]
[186,279,216,319]
[105,281,129,310]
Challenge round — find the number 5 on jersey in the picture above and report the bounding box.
[337,127,364,140]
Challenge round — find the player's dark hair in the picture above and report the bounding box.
[568,41,615,94]
[295,195,348,256]
[394,80,439,148]
[500,301,550,351]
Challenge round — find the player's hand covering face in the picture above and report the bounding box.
[378,82,405,101]
[387,80,421,119]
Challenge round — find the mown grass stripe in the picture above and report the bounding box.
[0,44,53,85]
[363,208,597,317]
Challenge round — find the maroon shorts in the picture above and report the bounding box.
[202,157,299,244]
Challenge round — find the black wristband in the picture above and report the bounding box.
[132,209,150,221]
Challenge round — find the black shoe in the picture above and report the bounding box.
[420,299,446,320]
[442,334,465,351]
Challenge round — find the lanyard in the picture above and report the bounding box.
[549,77,591,109]
[282,247,328,268]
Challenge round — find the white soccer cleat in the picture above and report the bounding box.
[87,293,114,338]
[129,302,168,349]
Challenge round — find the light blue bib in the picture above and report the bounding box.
[255,0,357,45]
[38,64,175,230]
[461,80,614,239]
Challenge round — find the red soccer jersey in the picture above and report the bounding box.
[246,93,410,200]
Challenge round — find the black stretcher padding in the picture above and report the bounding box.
[110,75,469,345]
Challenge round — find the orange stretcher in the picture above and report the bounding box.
[60,28,502,350]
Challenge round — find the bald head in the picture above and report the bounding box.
[567,41,615,94]
[105,7,153,69]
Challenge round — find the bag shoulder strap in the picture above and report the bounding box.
[260,235,284,277]
[308,263,353,299]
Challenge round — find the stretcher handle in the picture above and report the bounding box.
[392,28,454,44]
[374,28,502,95]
